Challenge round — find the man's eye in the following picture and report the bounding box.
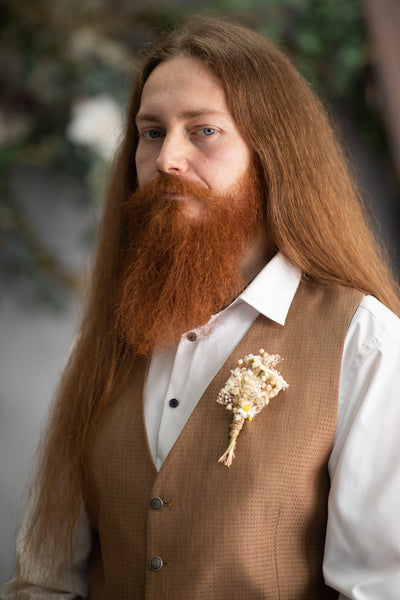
[198,127,216,136]
[144,130,162,140]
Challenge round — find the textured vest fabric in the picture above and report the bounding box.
[84,280,363,599]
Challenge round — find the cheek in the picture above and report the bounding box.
[210,150,252,191]
[220,137,252,167]
[230,141,252,171]
[135,150,152,186]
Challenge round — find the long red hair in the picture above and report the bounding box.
[18,16,400,584]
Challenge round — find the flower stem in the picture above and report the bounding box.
[218,416,245,467]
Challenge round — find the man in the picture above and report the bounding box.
[2,16,400,600]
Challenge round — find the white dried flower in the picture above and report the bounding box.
[218,350,288,466]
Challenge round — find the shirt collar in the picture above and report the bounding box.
[238,252,302,326]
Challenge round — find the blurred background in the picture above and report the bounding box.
[1,0,399,585]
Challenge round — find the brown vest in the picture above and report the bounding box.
[84,280,362,599]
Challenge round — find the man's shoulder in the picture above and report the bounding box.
[352,294,400,343]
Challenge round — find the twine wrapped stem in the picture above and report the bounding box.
[218,416,245,467]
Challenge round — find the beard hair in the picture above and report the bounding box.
[115,168,264,357]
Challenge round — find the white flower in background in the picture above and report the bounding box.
[66,95,124,161]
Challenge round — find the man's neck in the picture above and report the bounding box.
[240,227,272,284]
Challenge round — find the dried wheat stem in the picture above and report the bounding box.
[218,416,245,467]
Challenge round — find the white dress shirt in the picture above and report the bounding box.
[2,252,400,599]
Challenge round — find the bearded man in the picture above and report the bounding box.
[2,16,400,600]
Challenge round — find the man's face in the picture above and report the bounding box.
[135,55,253,217]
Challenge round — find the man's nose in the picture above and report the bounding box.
[156,133,188,175]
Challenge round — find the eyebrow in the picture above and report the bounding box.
[135,109,229,124]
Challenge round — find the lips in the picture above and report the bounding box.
[162,191,191,201]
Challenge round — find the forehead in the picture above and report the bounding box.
[137,55,232,120]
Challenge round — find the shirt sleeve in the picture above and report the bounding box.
[323,295,400,598]
[0,503,92,600]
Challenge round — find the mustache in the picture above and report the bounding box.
[131,175,216,204]
[126,173,253,217]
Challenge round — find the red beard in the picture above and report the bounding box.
[115,169,263,357]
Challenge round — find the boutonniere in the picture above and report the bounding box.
[217,349,288,467]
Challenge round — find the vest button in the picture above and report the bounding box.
[186,331,197,341]
[150,497,163,511]
[149,556,163,571]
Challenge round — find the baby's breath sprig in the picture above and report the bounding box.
[217,349,288,467]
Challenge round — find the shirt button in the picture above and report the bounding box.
[169,398,179,408]
[186,331,197,341]
[150,497,163,511]
[149,556,163,571]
